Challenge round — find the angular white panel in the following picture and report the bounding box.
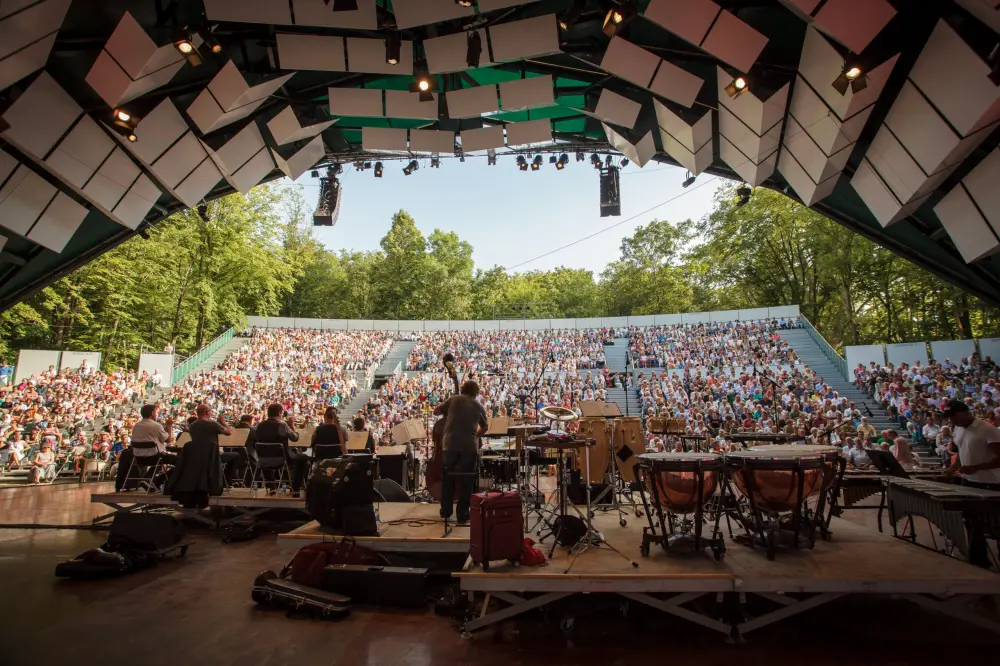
[152,133,206,189]
[267,106,336,146]
[655,104,713,175]
[425,30,492,74]
[644,0,719,45]
[330,88,384,117]
[935,184,1000,263]
[347,37,415,75]
[292,0,378,29]
[850,158,909,226]
[787,76,862,155]
[594,90,642,129]
[446,85,499,118]
[721,136,776,186]
[112,174,160,230]
[908,20,1000,137]
[0,0,41,19]
[362,127,408,152]
[129,99,189,165]
[505,119,552,147]
[204,0,291,24]
[812,0,896,53]
[212,123,266,175]
[187,61,294,135]
[604,124,656,168]
[648,59,705,109]
[460,125,505,152]
[0,166,56,235]
[962,149,1000,233]
[645,0,767,73]
[885,82,974,177]
[700,10,769,74]
[2,71,82,160]
[498,75,554,111]
[173,159,222,208]
[45,116,115,189]
[0,32,57,92]
[409,129,455,154]
[719,107,780,164]
[783,116,849,184]
[83,149,140,211]
[276,33,347,72]
[27,192,86,253]
[272,136,326,181]
[228,148,275,195]
[778,149,838,207]
[0,0,69,90]
[601,37,660,89]
[392,0,473,30]
[488,14,560,63]
[385,90,438,120]
[0,149,18,187]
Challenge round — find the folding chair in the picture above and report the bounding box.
[312,444,343,462]
[121,441,170,493]
[249,442,291,496]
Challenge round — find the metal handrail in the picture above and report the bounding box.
[798,315,847,379]
[171,327,235,385]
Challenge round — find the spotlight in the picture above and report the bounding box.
[832,61,867,95]
[620,157,629,167]
[605,155,613,168]
[310,170,320,178]
[466,31,482,68]
[112,108,140,141]
[602,3,634,39]
[455,0,474,6]
[549,155,558,164]
[487,150,497,166]
[559,0,585,31]
[576,151,585,162]
[363,162,372,169]
[531,155,543,171]
[556,153,569,170]
[313,167,342,227]
[682,171,696,188]
[724,75,748,98]
[197,28,222,55]
[409,63,438,102]
[114,109,131,123]
[353,160,365,171]
[374,162,383,177]
[517,155,528,171]
[431,157,441,168]
[173,29,203,66]
[403,159,419,175]
[736,185,752,208]
[126,132,138,142]
[591,153,601,169]
[385,32,401,65]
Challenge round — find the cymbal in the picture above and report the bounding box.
[508,423,549,431]
[539,405,578,423]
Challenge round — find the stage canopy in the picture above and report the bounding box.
[1,0,1000,308]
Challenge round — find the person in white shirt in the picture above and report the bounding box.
[151,369,163,388]
[847,440,872,469]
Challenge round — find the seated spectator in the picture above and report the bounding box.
[847,440,872,469]
[29,440,57,484]
[892,436,921,471]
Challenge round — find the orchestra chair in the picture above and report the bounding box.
[312,444,343,462]
[121,441,171,494]
[248,442,291,496]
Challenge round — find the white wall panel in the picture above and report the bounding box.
[654,314,683,325]
[768,305,800,317]
[501,319,526,331]
[268,317,296,329]
[682,312,711,324]
[505,119,552,147]
[293,318,322,330]
[603,316,628,328]
[398,321,423,332]
[475,320,501,331]
[450,320,476,331]
[845,344,886,376]
[499,75,554,111]
[15,349,60,382]
[385,90,438,120]
[550,318,575,329]
[425,320,450,332]
[979,338,1000,363]
[425,30,492,74]
[409,130,455,154]
[885,342,929,367]
[60,351,101,372]
[330,88,383,117]
[138,353,173,387]
[710,310,740,323]
[245,316,268,329]
[460,126,505,152]
[488,14,559,62]
[628,315,655,327]
[321,319,347,331]
[930,339,977,362]
[525,319,551,330]
[575,317,602,330]
[362,127,408,152]
[447,85,499,118]
[373,320,398,332]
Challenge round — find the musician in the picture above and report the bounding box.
[245,403,309,497]
[351,416,376,454]
[310,407,348,457]
[942,400,1000,490]
[433,379,488,524]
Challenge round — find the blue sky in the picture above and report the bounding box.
[291,156,722,277]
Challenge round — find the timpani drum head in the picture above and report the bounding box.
[725,450,826,512]
[639,452,722,514]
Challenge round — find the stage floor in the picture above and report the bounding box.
[90,488,310,527]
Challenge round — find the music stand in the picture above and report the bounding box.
[867,449,911,479]
[346,431,369,452]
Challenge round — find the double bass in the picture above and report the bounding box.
[425,353,460,501]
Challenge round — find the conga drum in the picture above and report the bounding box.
[724,449,831,558]
[636,452,726,559]
[647,417,667,434]
[575,417,610,484]
[612,416,643,483]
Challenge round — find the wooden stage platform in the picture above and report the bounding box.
[281,505,1000,639]
[90,488,310,527]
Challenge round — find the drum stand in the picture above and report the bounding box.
[635,465,726,560]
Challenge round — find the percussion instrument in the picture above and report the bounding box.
[648,417,686,435]
[574,418,610,484]
[612,416,644,483]
[539,405,578,424]
[728,432,805,444]
[724,449,831,558]
[636,452,726,558]
[749,444,846,537]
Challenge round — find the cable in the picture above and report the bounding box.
[506,176,719,270]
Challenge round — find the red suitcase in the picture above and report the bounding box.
[469,490,524,571]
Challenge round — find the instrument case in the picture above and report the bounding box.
[323,564,428,607]
[470,490,524,571]
[252,570,351,619]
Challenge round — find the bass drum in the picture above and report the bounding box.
[612,416,644,483]
[574,418,610,484]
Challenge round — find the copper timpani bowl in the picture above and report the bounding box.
[638,452,722,514]
[725,450,826,513]
[748,444,843,491]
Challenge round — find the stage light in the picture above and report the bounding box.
[313,167,342,226]
[409,63,438,102]
[173,30,203,66]
[531,155,543,171]
[549,155,558,164]
[112,108,140,141]
[591,153,601,169]
[363,162,372,169]
[197,28,222,55]
[736,185,752,208]
[682,171,696,188]
[725,75,748,98]
[556,154,569,170]
[310,170,320,178]
[126,132,138,142]
[353,160,364,171]
[620,157,629,167]
[374,162,383,177]
[456,0,474,6]
[487,150,497,166]
[559,0,585,30]
[602,3,633,38]
[517,155,528,171]
[576,151,585,162]
[385,32,401,65]
[605,155,613,168]
[431,157,441,168]
[403,159,419,175]
[466,31,482,68]
[832,61,867,95]
[114,109,131,123]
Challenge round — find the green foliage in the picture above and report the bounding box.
[3,180,999,369]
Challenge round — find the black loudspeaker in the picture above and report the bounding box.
[377,453,409,490]
[333,505,378,536]
[567,470,610,506]
[308,456,377,530]
[108,513,187,551]
[374,478,410,502]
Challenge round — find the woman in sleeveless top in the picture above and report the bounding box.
[311,407,347,459]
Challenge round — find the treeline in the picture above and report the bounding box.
[2,182,998,369]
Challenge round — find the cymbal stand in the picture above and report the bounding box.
[564,443,639,574]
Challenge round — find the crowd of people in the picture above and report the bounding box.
[218,329,394,373]
[627,318,802,369]
[404,329,622,374]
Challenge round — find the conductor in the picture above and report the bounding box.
[433,378,488,524]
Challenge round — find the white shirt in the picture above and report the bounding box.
[954,418,1000,485]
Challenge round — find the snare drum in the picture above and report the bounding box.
[725,449,826,512]
[575,418,610,484]
[638,452,722,514]
[613,416,644,483]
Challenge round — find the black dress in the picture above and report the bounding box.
[312,423,345,460]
